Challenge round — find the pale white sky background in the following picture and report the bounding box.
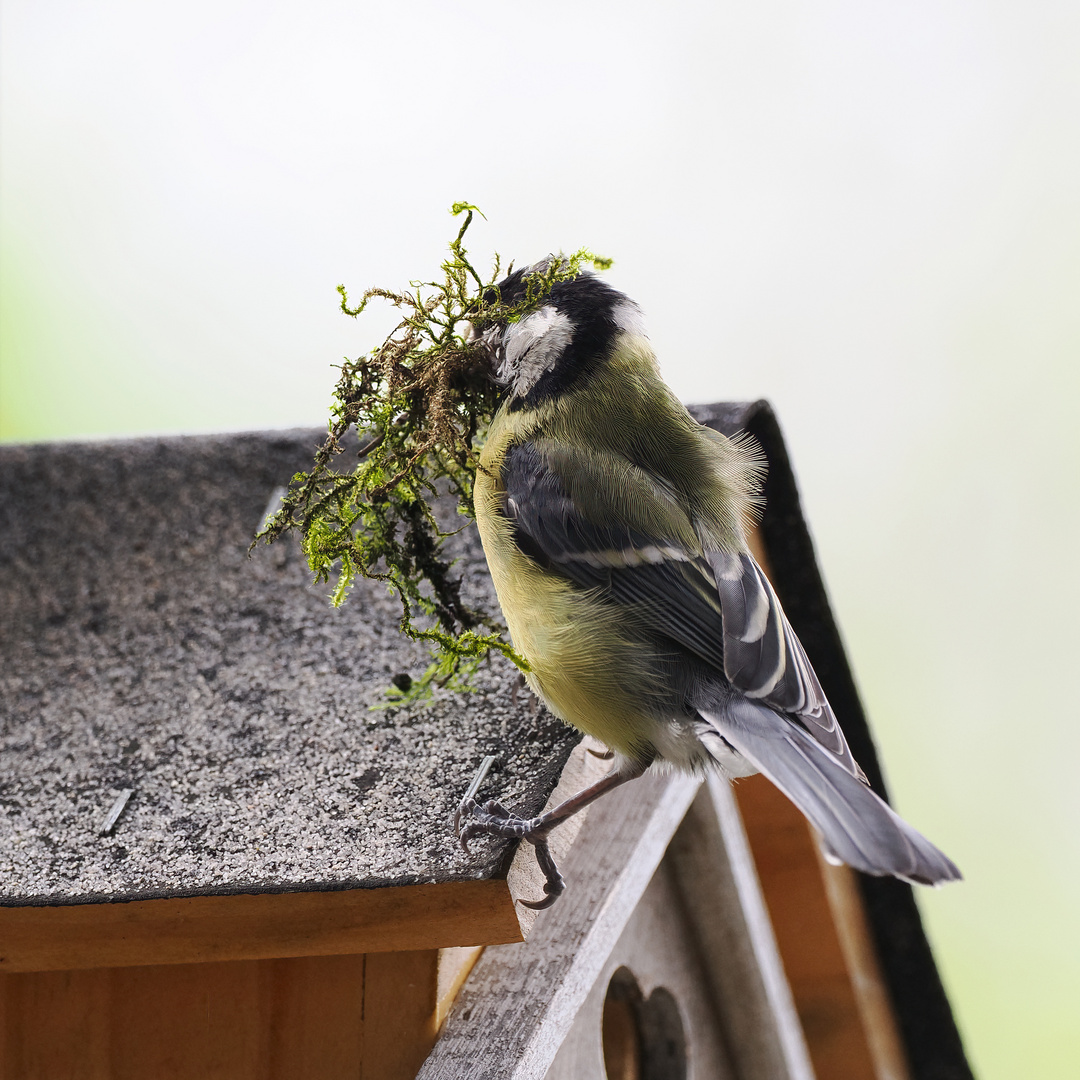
[2,2,1079,1075]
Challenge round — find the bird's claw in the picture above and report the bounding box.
[516,836,565,909]
[455,796,521,851]
[457,797,538,843]
[454,796,564,908]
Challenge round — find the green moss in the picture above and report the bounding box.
[254,203,610,701]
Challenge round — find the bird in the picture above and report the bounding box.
[457,261,961,908]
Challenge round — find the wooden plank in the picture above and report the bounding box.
[816,859,911,1080]
[0,878,523,974]
[666,777,814,1080]
[435,947,485,1029]
[417,769,702,1080]
[107,960,266,1079]
[260,955,366,1079]
[0,953,371,1079]
[0,968,112,1080]
[362,951,441,1080]
[545,857,737,1079]
[735,774,891,1080]
[506,737,614,941]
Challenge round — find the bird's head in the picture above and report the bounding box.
[465,261,646,405]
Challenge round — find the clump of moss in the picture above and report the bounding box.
[255,203,610,700]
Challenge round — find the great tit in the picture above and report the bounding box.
[458,263,960,907]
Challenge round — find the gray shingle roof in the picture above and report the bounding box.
[0,430,577,905]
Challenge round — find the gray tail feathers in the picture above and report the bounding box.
[697,700,962,886]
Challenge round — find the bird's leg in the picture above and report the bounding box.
[510,672,526,709]
[456,759,647,909]
[509,673,540,717]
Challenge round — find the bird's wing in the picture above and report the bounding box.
[708,548,865,780]
[502,438,865,781]
[501,439,727,670]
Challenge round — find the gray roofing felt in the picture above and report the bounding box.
[0,430,578,905]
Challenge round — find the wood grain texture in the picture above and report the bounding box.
[0,953,370,1079]
[0,968,112,1080]
[545,857,737,1080]
[416,769,702,1080]
[666,778,814,1080]
[261,955,366,1079]
[0,879,523,974]
[436,947,485,1029]
[735,773,882,1080]
[816,858,911,1080]
[362,951,441,1080]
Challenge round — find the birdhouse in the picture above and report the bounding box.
[0,402,971,1079]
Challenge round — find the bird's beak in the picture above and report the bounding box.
[462,321,507,385]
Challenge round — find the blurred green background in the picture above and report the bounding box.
[2,2,1078,1075]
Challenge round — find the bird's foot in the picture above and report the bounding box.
[455,796,565,910]
[452,753,643,911]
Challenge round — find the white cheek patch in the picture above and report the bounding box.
[500,306,574,395]
[612,299,647,337]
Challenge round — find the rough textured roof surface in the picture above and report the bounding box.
[0,430,578,905]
